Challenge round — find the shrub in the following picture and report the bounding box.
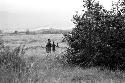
[65,0,125,71]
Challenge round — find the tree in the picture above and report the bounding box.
[119,0,125,13]
[14,31,18,34]
[26,29,30,35]
[0,30,2,34]
[65,0,125,70]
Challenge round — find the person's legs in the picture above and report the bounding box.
[48,46,51,53]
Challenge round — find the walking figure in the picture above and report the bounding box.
[46,39,52,53]
[56,43,59,47]
[52,41,56,52]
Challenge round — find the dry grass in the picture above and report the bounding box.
[16,52,125,83]
[2,34,66,47]
[1,34,125,83]
[0,47,125,83]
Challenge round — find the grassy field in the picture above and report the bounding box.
[2,34,67,57]
[1,34,125,83]
[2,34,67,47]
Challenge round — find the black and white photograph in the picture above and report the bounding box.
[0,0,125,83]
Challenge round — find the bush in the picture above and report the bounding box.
[65,0,125,71]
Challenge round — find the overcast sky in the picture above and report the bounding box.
[0,0,118,32]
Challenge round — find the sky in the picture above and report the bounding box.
[0,0,119,32]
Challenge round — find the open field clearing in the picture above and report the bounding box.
[1,34,125,83]
[2,34,67,47]
[2,34,67,57]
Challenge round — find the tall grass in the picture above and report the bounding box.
[0,39,31,83]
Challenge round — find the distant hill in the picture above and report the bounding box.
[3,28,72,35]
[36,28,71,34]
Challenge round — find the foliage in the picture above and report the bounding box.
[0,30,2,34]
[65,0,125,71]
[14,30,18,34]
[26,29,30,35]
[0,43,30,83]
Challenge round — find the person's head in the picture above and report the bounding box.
[48,39,50,41]
[57,43,58,46]
[48,39,51,42]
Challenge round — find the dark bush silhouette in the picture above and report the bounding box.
[65,0,125,71]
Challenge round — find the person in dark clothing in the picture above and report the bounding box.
[52,41,56,52]
[46,39,52,53]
